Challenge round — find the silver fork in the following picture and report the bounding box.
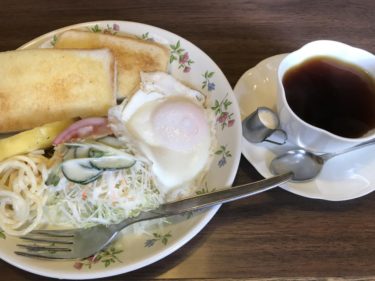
[15,172,292,260]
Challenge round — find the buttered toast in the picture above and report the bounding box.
[54,30,170,99]
[0,48,116,132]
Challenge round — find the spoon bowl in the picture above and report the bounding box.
[270,149,324,181]
[270,138,375,182]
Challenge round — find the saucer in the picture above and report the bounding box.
[234,54,375,201]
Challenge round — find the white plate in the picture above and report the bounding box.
[234,54,375,201]
[0,21,242,279]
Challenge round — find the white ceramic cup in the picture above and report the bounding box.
[277,40,375,153]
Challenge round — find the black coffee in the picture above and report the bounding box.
[283,56,375,138]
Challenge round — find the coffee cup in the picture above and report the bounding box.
[276,40,375,153]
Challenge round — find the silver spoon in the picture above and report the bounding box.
[270,138,375,181]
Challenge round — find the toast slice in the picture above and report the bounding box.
[54,30,170,99]
[0,48,116,132]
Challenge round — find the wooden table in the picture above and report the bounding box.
[1,1,375,280]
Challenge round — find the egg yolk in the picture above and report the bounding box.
[151,100,210,152]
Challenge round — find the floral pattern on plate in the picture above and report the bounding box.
[73,247,123,270]
[144,231,172,248]
[215,145,232,167]
[88,23,120,35]
[169,40,194,73]
[202,71,216,91]
[138,32,154,41]
[212,94,235,130]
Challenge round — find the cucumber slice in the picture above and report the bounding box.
[45,173,61,186]
[74,146,90,158]
[97,136,127,149]
[63,147,76,160]
[61,158,102,184]
[73,145,106,158]
[66,141,129,157]
[45,165,61,186]
[88,148,105,158]
[90,155,136,170]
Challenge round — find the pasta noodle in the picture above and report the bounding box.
[0,152,49,236]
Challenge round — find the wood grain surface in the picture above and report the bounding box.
[1,0,375,280]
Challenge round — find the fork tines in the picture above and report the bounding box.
[14,251,70,260]
[28,229,76,237]
[15,230,76,259]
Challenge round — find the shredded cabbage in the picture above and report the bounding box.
[44,159,163,228]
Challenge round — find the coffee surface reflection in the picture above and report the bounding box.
[283,56,375,138]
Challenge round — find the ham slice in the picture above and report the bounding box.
[53,117,112,145]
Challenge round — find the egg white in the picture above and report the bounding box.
[109,72,216,197]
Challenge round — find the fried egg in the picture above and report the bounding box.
[109,72,216,196]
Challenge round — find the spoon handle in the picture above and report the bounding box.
[322,138,375,161]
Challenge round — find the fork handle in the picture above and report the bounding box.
[115,172,292,230]
[157,172,292,214]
